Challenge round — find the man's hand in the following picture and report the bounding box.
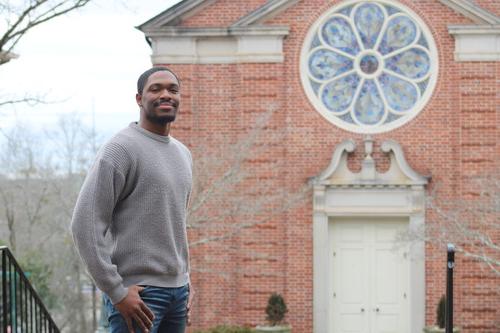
[115,285,155,333]
[187,283,195,326]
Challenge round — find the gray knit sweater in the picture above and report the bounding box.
[71,122,192,304]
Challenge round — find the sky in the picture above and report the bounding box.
[0,0,182,139]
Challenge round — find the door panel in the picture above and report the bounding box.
[330,218,409,333]
[331,222,368,333]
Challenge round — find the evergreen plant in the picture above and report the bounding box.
[265,293,288,326]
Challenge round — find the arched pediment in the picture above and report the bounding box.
[314,137,430,187]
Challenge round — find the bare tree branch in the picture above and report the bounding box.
[0,95,48,107]
[187,106,311,248]
[0,0,92,65]
[403,175,500,275]
[189,185,310,247]
[0,114,100,331]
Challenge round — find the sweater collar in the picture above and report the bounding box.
[129,122,171,143]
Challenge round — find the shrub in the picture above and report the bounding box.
[265,293,288,326]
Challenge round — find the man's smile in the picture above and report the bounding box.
[154,100,177,110]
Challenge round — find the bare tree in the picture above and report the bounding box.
[404,175,499,275]
[187,108,311,248]
[0,0,93,109]
[44,113,102,333]
[0,122,50,251]
[45,112,98,176]
[0,0,91,65]
[0,114,101,332]
[0,179,16,250]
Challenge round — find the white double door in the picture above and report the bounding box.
[329,218,409,333]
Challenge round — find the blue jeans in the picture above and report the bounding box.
[104,285,189,333]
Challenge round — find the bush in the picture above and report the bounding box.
[265,293,288,326]
[193,325,254,333]
[436,295,446,329]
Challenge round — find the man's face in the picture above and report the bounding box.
[136,70,180,125]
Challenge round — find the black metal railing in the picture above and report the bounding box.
[0,246,59,333]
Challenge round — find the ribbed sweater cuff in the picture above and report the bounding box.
[107,285,128,305]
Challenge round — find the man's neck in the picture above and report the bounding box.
[138,120,171,136]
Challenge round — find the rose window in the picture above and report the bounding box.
[301,0,438,134]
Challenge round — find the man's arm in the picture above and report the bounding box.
[71,156,128,303]
[71,145,154,333]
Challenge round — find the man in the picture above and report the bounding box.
[71,67,193,333]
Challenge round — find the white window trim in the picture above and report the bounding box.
[300,0,439,134]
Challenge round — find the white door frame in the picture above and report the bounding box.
[312,138,428,333]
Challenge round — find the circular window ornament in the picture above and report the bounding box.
[300,0,438,134]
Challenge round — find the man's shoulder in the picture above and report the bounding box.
[106,126,144,150]
[170,137,192,158]
[97,127,140,164]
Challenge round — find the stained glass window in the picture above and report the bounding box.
[300,0,438,134]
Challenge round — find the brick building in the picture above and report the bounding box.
[138,1,499,332]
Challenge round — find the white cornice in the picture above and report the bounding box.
[232,0,499,27]
[147,26,289,64]
[141,26,289,37]
[137,0,215,30]
[438,0,500,25]
[448,24,500,61]
[449,24,500,34]
[138,0,500,31]
[231,0,300,26]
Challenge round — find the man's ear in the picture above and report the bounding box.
[136,93,143,107]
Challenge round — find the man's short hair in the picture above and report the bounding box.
[137,67,180,94]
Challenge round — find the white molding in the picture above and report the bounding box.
[314,138,430,187]
[449,25,500,61]
[312,139,427,333]
[316,139,356,182]
[143,26,289,64]
[437,0,500,25]
[138,0,500,31]
[137,0,215,30]
[232,0,300,26]
[380,140,430,184]
[142,26,290,37]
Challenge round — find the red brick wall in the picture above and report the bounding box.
[475,0,500,17]
[180,0,268,27]
[158,0,499,332]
